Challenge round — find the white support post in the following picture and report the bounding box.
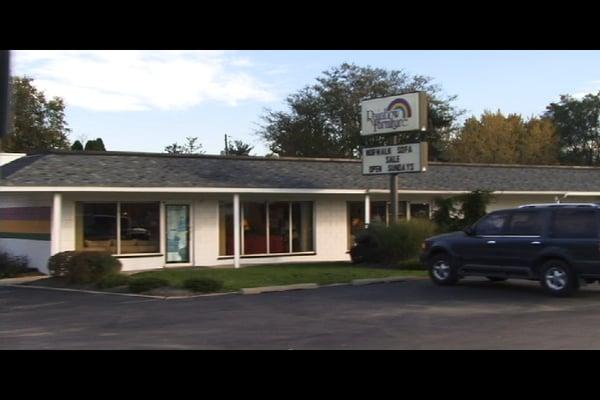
[364,193,371,227]
[50,193,62,255]
[233,194,241,269]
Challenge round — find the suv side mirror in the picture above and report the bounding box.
[463,226,475,236]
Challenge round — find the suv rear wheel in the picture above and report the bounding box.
[428,253,459,286]
[539,259,578,297]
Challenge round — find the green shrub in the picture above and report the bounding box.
[128,276,169,293]
[0,252,30,278]
[432,189,493,233]
[182,277,224,293]
[350,219,437,264]
[96,273,130,289]
[48,251,77,277]
[48,251,121,284]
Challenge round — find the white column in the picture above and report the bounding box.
[233,194,241,269]
[364,193,370,227]
[50,193,62,255]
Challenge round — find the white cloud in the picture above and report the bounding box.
[573,80,600,99]
[12,50,276,112]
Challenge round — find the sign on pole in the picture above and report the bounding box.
[362,142,428,175]
[361,92,428,136]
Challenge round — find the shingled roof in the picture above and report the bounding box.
[1,151,600,192]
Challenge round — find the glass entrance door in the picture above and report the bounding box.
[165,205,190,263]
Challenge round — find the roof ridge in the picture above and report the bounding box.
[35,150,363,163]
[33,151,600,170]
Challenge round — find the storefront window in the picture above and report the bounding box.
[243,202,267,255]
[388,201,408,222]
[219,202,233,256]
[219,200,315,256]
[269,202,290,253]
[121,203,160,254]
[292,201,314,252]
[347,201,388,248]
[410,203,431,219]
[76,203,117,253]
[76,202,160,255]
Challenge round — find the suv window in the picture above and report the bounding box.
[550,209,598,239]
[505,210,545,236]
[475,212,510,236]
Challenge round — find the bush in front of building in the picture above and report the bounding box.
[96,273,130,289]
[182,277,224,293]
[0,252,31,278]
[128,276,169,293]
[433,189,493,233]
[48,251,122,284]
[350,219,437,265]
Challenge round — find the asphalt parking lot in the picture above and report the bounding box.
[2,277,600,349]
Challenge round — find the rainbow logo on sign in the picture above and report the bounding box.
[387,98,412,118]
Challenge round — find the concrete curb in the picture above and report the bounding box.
[240,283,319,295]
[0,276,49,286]
[2,275,427,299]
[352,276,409,286]
[2,284,239,300]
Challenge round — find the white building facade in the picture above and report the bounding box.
[2,151,600,274]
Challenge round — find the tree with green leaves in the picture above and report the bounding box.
[71,140,84,151]
[164,137,204,154]
[0,76,71,153]
[257,63,462,160]
[83,138,106,151]
[545,92,600,165]
[226,138,253,156]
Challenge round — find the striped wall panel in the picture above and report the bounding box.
[0,207,51,241]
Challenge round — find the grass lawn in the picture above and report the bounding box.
[132,261,427,293]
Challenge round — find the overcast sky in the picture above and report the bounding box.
[12,50,600,155]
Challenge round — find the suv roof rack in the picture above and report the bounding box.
[518,203,600,208]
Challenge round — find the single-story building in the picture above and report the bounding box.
[2,150,600,274]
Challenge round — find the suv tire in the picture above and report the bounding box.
[539,259,578,297]
[428,253,459,286]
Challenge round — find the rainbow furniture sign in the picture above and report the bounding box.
[360,92,428,136]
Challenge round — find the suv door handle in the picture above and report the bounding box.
[531,241,542,245]
[487,240,496,244]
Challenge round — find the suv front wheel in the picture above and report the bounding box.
[428,253,459,286]
[539,259,578,297]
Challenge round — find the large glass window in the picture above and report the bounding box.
[76,203,117,253]
[219,200,315,256]
[347,201,388,248]
[243,202,267,255]
[121,203,160,254]
[269,202,290,253]
[219,202,234,256]
[76,202,160,255]
[292,202,314,252]
[410,203,430,219]
[388,201,408,222]
[550,210,598,239]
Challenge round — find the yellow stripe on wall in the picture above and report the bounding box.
[0,219,51,234]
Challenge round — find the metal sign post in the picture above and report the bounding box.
[390,173,399,224]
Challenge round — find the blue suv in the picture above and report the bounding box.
[420,203,600,296]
